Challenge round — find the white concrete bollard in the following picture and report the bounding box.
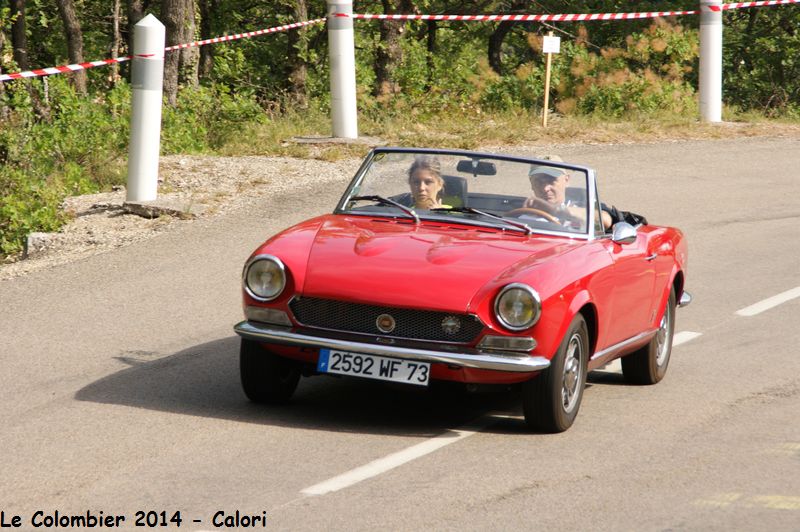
[127,14,165,202]
[326,0,358,139]
[699,0,723,123]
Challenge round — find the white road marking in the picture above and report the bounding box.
[736,286,800,317]
[693,493,800,511]
[674,331,702,346]
[302,329,706,497]
[300,418,495,496]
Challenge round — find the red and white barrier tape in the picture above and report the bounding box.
[0,57,133,82]
[716,0,800,10]
[164,18,325,52]
[337,0,799,21]
[3,0,797,83]
[339,10,699,22]
[0,18,325,83]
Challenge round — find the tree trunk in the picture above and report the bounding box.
[109,0,122,86]
[286,0,309,104]
[9,0,29,70]
[127,0,145,55]
[425,19,436,90]
[56,0,88,95]
[198,0,218,80]
[488,21,514,75]
[6,1,50,120]
[0,28,8,121]
[374,0,413,97]
[163,0,199,106]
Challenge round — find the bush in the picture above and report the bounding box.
[0,79,269,257]
[723,9,800,114]
[162,84,266,153]
[0,168,65,257]
[554,20,698,116]
[0,78,131,256]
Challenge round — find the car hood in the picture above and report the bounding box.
[300,215,580,312]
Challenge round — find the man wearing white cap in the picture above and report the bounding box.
[524,155,614,230]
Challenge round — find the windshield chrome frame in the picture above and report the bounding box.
[334,147,599,241]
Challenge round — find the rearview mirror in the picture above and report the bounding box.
[456,159,497,176]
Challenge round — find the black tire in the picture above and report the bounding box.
[522,314,589,433]
[621,288,676,385]
[240,339,301,404]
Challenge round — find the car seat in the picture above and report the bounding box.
[441,175,468,208]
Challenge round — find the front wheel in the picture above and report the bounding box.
[522,314,589,433]
[622,288,676,385]
[240,339,301,404]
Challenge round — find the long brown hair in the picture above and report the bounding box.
[408,155,444,202]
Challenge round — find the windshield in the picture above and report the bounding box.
[337,149,592,237]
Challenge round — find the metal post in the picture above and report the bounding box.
[699,0,722,123]
[542,31,554,128]
[326,0,358,138]
[127,14,165,202]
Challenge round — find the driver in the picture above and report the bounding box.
[524,157,613,230]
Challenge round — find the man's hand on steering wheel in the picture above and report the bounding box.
[523,196,553,212]
[521,197,579,224]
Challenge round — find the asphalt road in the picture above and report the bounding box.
[1,137,798,531]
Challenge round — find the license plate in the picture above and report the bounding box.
[317,349,430,386]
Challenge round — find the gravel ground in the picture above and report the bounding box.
[0,154,359,281]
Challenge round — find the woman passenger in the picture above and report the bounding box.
[408,155,444,209]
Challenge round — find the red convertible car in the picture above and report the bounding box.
[234,148,690,432]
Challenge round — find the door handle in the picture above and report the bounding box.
[645,253,657,261]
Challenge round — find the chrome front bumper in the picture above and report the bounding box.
[233,321,550,373]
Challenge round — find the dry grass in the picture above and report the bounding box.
[214,106,800,162]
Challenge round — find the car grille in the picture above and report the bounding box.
[289,297,484,343]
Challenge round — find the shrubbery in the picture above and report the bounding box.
[474,20,698,117]
[0,78,266,256]
[0,16,798,258]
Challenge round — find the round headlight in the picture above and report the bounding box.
[495,283,541,331]
[243,255,286,301]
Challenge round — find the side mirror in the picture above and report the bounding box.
[611,222,637,245]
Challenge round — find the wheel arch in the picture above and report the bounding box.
[672,269,685,300]
[551,290,597,358]
[651,266,684,328]
[577,302,599,358]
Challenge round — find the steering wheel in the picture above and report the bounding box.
[505,207,561,224]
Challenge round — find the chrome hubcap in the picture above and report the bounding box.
[655,303,672,366]
[562,333,583,413]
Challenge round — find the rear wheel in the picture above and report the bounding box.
[240,339,301,404]
[522,314,589,433]
[622,288,676,385]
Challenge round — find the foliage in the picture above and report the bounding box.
[553,20,698,116]
[162,84,266,153]
[1,1,799,258]
[723,8,800,115]
[0,78,265,256]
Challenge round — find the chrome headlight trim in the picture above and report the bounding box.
[243,254,287,302]
[494,283,542,332]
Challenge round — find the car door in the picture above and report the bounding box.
[600,230,657,346]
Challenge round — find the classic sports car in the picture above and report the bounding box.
[234,147,690,432]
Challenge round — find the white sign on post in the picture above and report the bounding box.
[542,35,561,54]
[541,32,560,128]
